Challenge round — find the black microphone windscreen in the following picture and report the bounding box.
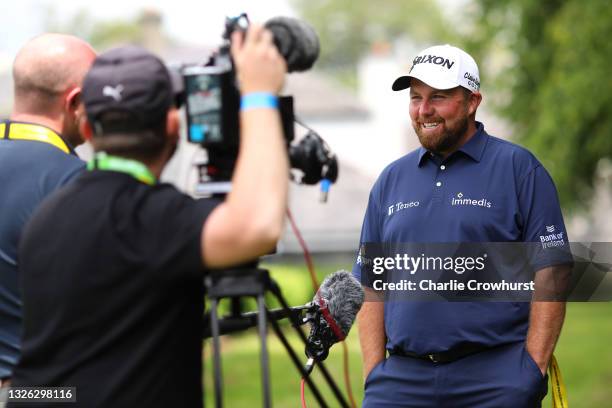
[316,270,364,336]
[264,17,320,73]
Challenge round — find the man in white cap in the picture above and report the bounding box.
[352,44,572,407]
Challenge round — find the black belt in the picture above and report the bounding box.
[389,343,490,363]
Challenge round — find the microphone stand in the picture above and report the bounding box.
[204,267,349,408]
[202,303,312,338]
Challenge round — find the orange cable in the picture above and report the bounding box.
[287,208,357,408]
[300,377,308,408]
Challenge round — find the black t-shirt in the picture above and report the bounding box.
[10,170,217,408]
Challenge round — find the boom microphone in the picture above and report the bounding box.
[264,17,320,72]
[305,270,364,363]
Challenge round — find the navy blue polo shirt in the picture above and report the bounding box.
[0,122,84,378]
[352,122,571,354]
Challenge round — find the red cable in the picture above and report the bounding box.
[287,209,319,291]
[300,377,307,408]
[287,209,357,408]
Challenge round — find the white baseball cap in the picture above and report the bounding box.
[392,44,481,93]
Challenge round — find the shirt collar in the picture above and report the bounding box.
[417,121,488,167]
[457,121,487,162]
[417,146,430,167]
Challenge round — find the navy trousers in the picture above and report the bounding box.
[363,342,548,408]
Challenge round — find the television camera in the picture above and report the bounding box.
[173,13,338,200]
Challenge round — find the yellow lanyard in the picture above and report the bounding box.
[0,122,71,154]
[549,354,568,407]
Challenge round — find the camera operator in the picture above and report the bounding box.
[9,25,287,407]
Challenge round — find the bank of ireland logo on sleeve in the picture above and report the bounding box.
[540,225,565,248]
[356,245,372,267]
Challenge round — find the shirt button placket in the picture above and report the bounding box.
[432,164,446,204]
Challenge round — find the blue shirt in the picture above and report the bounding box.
[0,121,84,378]
[352,122,571,354]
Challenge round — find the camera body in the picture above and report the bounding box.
[182,63,236,147]
[182,61,296,183]
[182,54,294,149]
[176,13,337,192]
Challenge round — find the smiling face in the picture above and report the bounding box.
[409,78,481,157]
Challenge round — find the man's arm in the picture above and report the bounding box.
[526,302,565,375]
[526,265,571,375]
[358,288,386,380]
[202,25,289,268]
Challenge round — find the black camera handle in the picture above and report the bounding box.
[204,268,349,408]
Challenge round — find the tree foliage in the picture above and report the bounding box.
[44,8,144,51]
[465,0,612,208]
[294,0,611,208]
[292,0,454,84]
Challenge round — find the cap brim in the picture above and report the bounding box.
[392,76,411,91]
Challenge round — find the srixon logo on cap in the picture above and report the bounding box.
[411,54,455,70]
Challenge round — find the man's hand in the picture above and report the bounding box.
[358,288,386,381]
[526,265,570,375]
[201,23,289,269]
[526,301,566,375]
[231,24,287,95]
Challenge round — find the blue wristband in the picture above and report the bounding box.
[240,92,278,111]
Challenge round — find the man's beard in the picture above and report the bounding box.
[413,115,469,155]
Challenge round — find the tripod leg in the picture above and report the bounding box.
[257,294,271,408]
[210,297,223,408]
[314,360,349,408]
[267,316,329,408]
[268,280,349,408]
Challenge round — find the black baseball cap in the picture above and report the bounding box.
[82,46,174,135]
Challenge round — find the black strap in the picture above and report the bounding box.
[389,343,490,363]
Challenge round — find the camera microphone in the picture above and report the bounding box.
[304,270,364,368]
[264,17,320,73]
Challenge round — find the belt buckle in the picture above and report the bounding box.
[428,354,439,363]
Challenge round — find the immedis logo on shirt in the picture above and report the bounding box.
[451,192,492,208]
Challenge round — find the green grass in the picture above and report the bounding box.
[542,302,612,407]
[203,262,612,407]
[203,329,364,407]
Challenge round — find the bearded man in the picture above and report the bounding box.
[353,44,572,408]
